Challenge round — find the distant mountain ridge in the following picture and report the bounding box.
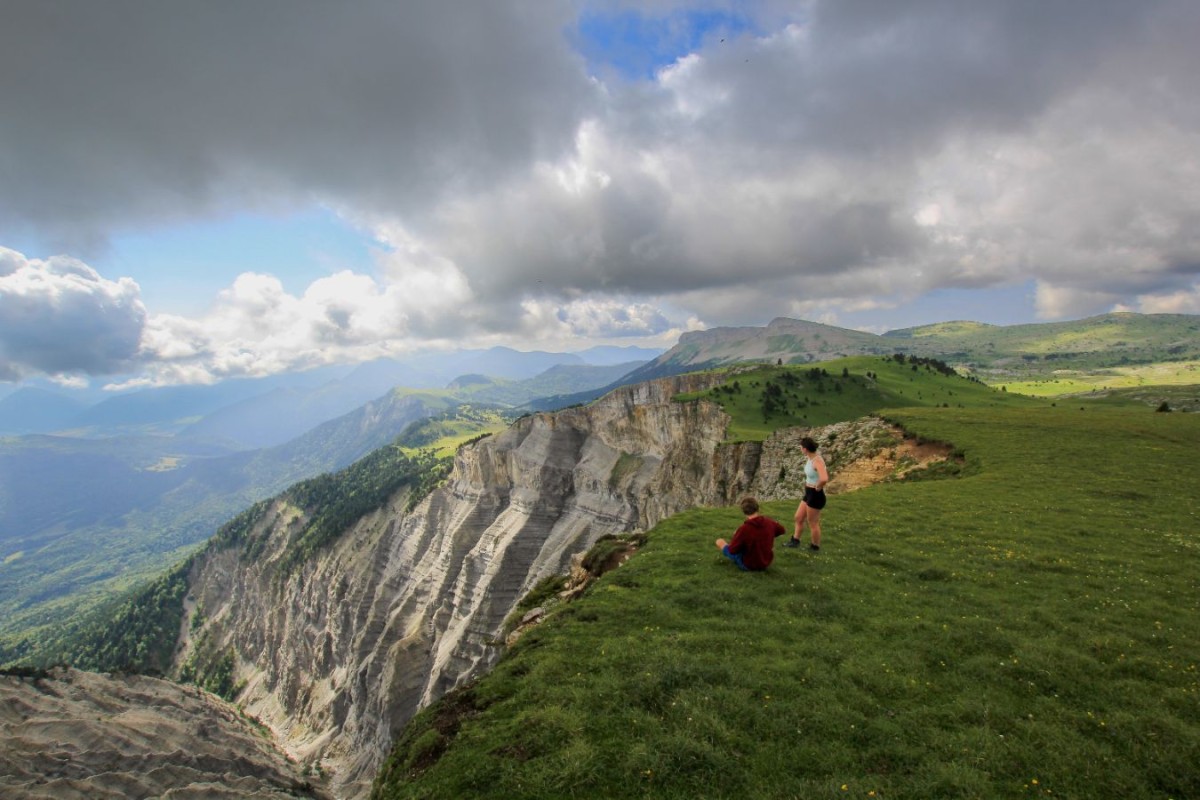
[884,312,1200,357]
[0,388,89,434]
[528,312,1198,413]
[0,345,663,442]
[626,312,1200,383]
[455,361,646,407]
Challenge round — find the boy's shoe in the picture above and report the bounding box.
[783,538,801,548]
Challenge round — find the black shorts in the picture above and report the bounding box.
[803,486,827,510]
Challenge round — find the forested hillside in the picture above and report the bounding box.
[0,396,486,664]
[12,411,467,673]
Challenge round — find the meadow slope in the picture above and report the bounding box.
[375,404,1200,799]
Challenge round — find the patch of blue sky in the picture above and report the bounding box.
[574,5,757,80]
[101,207,379,315]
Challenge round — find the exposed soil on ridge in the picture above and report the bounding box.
[831,427,958,493]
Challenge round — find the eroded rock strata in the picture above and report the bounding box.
[0,668,330,800]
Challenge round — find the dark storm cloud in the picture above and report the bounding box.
[430,0,1200,318]
[0,0,595,251]
[792,0,1151,151]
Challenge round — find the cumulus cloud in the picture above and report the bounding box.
[3,0,1200,386]
[0,240,485,389]
[0,248,146,380]
[379,0,1200,329]
[128,261,478,388]
[1117,282,1200,315]
[1034,281,1122,321]
[519,295,673,339]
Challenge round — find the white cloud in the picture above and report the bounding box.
[2,238,691,388]
[519,296,673,339]
[1034,281,1122,320]
[0,247,146,380]
[132,263,478,386]
[373,1,1200,332]
[1120,282,1200,315]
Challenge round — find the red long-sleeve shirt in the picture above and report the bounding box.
[728,514,786,570]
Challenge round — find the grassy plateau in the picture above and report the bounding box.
[375,366,1199,799]
[1000,363,1200,414]
[678,355,1040,442]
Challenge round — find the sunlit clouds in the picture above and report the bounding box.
[2,0,1199,387]
[0,249,146,381]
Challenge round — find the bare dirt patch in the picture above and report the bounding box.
[830,428,958,494]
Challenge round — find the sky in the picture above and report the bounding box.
[2,0,1199,391]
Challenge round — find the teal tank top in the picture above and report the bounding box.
[804,459,820,485]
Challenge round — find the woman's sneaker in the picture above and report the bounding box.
[783,538,801,548]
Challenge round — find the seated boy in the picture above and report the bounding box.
[715,496,786,571]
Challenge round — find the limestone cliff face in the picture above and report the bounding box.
[176,374,893,798]
[0,668,331,800]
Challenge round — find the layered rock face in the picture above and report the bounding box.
[177,375,907,798]
[0,668,331,800]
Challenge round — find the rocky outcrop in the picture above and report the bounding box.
[0,668,330,800]
[175,376,941,798]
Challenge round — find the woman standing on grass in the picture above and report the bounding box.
[785,436,828,551]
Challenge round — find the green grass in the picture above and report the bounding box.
[1003,361,1200,400]
[1088,385,1200,414]
[678,356,1040,442]
[374,405,1200,800]
[394,406,515,458]
[889,312,1200,365]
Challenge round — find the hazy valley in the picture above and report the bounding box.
[0,347,657,654]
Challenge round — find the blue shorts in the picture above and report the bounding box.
[722,545,750,571]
